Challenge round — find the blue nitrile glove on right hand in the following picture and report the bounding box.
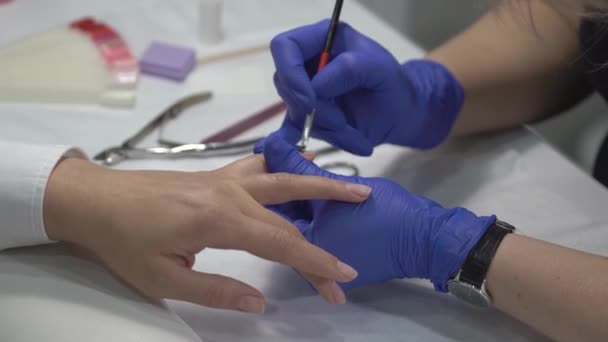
[267,20,464,156]
[260,133,495,291]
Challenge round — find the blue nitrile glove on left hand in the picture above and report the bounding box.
[265,20,464,156]
[260,133,495,291]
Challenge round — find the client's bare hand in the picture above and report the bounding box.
[43,156,370,313]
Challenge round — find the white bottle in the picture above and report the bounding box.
[198,0,224,45]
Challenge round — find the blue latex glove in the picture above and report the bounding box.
[264,20,464,156]
[260,133,495,291]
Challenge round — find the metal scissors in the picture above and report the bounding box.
[94,91,359,176]
[94,91,260,165]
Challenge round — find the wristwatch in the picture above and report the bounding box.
[447,220,515,308]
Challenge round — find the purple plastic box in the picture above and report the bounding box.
[139,41,196,81]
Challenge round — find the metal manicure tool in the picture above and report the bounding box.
[94,91,260,166]
[94,90,359,175]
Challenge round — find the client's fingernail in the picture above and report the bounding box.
[302,151,315,160]
[337,261,358,281]
[346,183,371,198]
[238,296,266,314]
[330,282,346,304]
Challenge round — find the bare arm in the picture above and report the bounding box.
[427,4,606,338]
[428,1,592,137]
[486,234,608,341]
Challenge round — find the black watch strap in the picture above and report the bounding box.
[459,220,515,288]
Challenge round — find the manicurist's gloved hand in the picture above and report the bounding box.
[267,20,464,156]
[260,133,495,291]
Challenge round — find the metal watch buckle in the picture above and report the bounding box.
[447,271,492,308]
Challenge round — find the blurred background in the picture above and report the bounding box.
[358,0,608,175]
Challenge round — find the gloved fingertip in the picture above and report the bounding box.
[310,52,367,99]
[293,88,316,114]
[310,69,335,100]
[263,132,303,173]
[313,100,348,129]
[315,127,375,157]
[279,119,305,145]
[294,219,310,235]
[341,129,375,157]
[316,18,332,27]
[281,80,316,115]
[254,120,302,154]
[352,144,374,157]
[253,139,265,154]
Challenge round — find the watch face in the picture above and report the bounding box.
[447,281,491,308]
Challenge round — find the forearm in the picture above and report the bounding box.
[43,158,109,247]
[486,234,608,341]
[428,1,591,137]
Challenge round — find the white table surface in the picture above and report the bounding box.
[1,1,608,341]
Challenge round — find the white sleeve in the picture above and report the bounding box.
[0,141,86,251]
